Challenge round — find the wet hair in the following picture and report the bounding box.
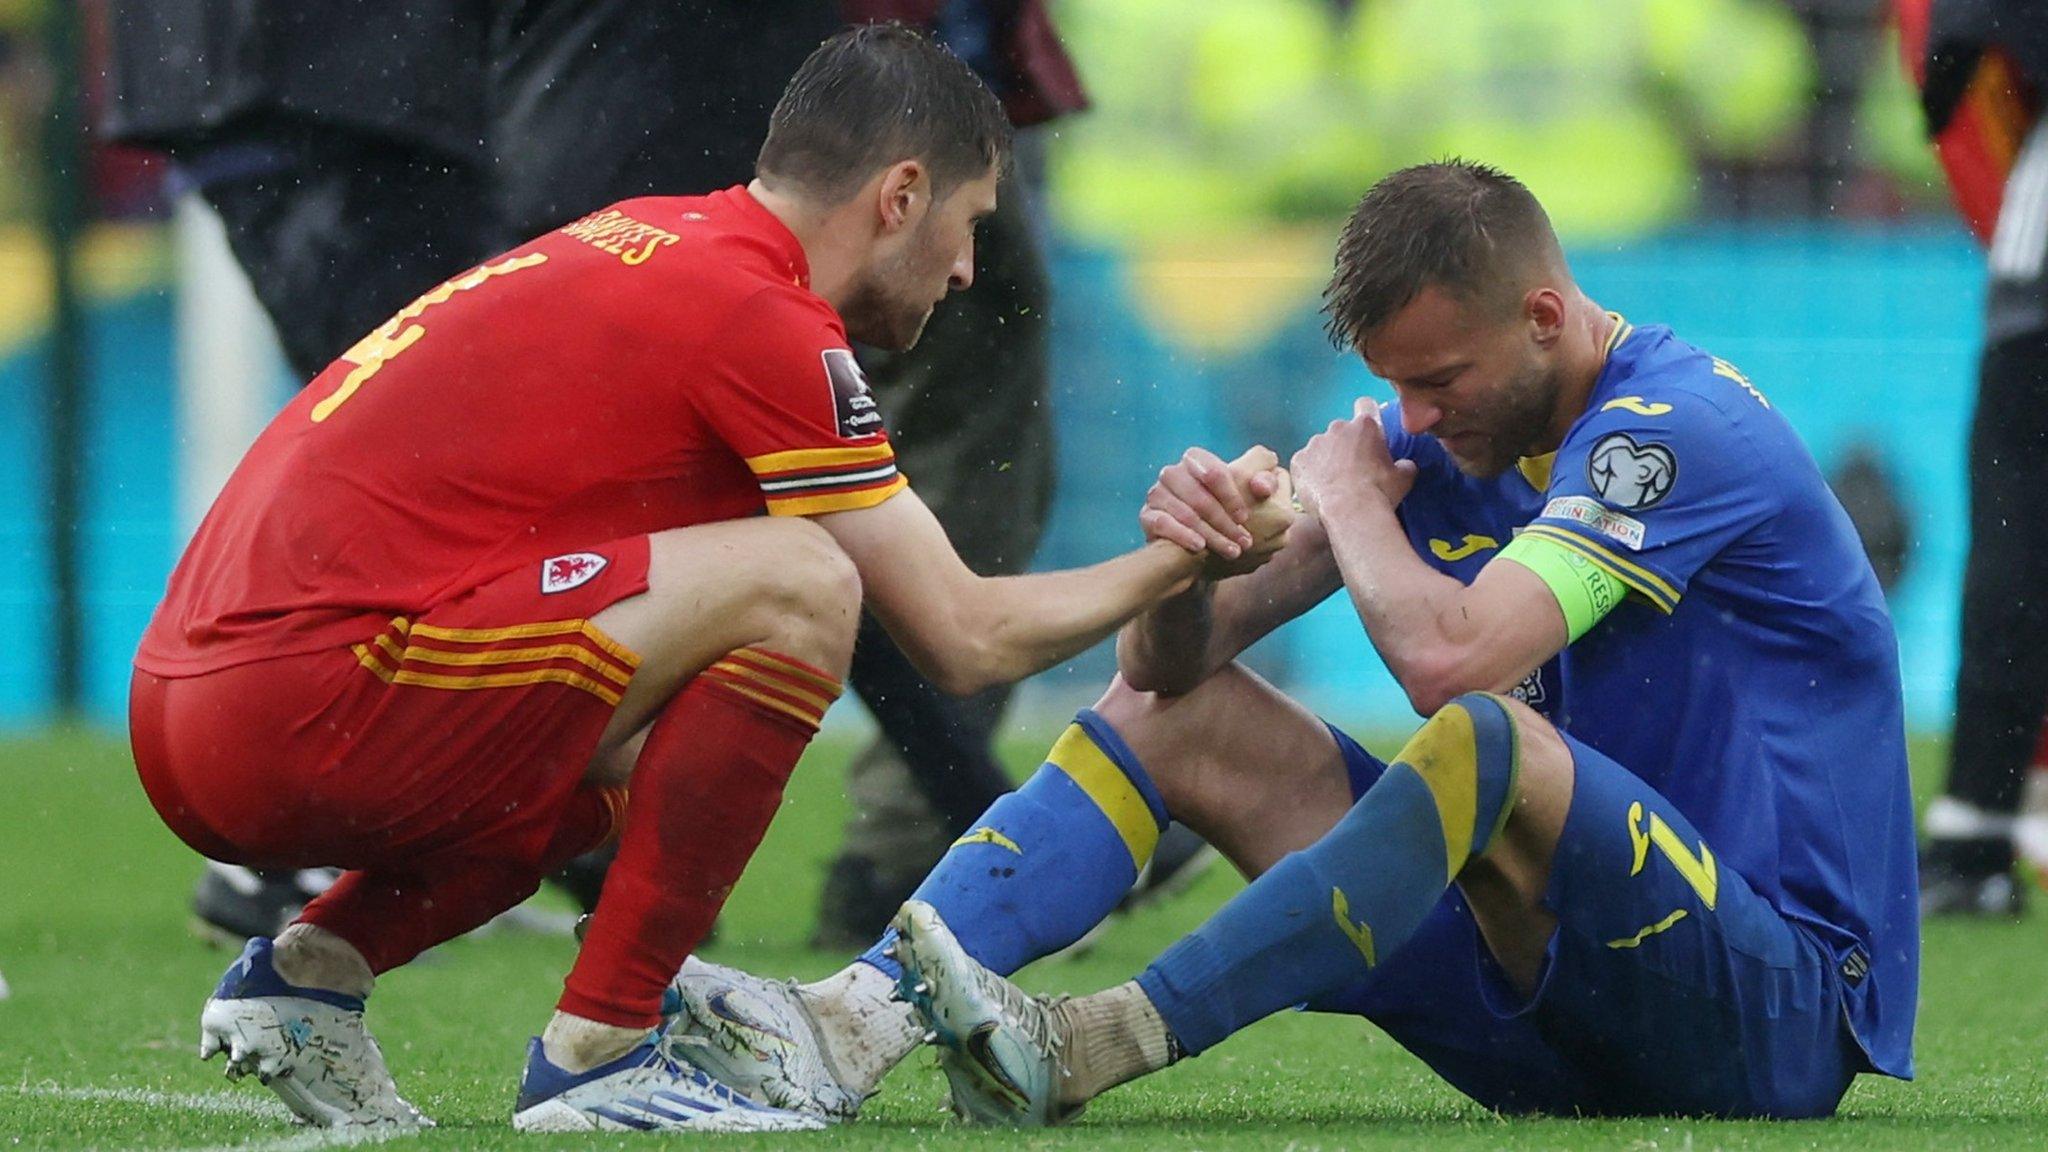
[757,23,1012,204]
[1322,160,1563,354]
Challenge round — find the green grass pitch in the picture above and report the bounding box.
[3,725,2044,1150]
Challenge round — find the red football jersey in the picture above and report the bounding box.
[137,187,906,676]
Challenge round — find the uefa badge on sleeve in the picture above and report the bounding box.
[1586,433,1676,511]
[541,552,609,594]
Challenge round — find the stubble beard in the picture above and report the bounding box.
[838,274,930,353]
[1444,363,1559,480]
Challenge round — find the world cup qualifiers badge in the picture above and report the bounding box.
[823,348,883,440]
[1586,433,1677,511]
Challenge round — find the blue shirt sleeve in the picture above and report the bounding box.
[1380,400,1451,476]
[1520,390,1775,613]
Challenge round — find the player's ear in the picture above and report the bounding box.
[873,160,927,235]
[1525,287,1566,346]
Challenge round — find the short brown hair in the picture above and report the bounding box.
[757,23,1012,204]
[1321,161,1561,353]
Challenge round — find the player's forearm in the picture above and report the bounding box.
[932,540,1205,695]
[1316,487,1496,714]
[1115,579,1219,695]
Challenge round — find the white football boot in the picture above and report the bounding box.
[664,956,866,1121]
[892,900,1075,1126]
[511,1035,825,1133]
[198,937,430,1128]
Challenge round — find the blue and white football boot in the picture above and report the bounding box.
[198,937,430,1128]
[664,955,866,1122]
[892,900,1075,1126]
[511,1035,826,1133]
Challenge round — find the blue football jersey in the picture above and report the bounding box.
[1502,319,1918,1078]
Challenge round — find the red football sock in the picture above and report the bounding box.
[557,647,840,1028]
[299,782,627,975]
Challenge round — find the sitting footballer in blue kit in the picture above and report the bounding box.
[658,160,1919,1124]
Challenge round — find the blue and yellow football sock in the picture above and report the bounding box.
[859,709,1168,979]
[1134,693,1521,1055]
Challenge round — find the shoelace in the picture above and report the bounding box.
[974,967,1070,1064]
[640,1045,755,1107]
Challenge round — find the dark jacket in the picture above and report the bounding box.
[99,0,489,162]
[486,0,840,236]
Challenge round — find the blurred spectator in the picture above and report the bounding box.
[99,3,499,381]
[1342,0,1812,239]
[1901,0,2048,918]
[1046,0,1814,248]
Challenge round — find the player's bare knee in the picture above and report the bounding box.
[1091,676,1167,746]
[1437,694,1571,878]
[754,520,861,669]
[1092,676,1203,799]
[1489,696,1571,809]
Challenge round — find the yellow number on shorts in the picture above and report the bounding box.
[1626,800,1719,910]
[311,252,549,422]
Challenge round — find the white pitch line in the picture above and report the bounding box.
[13,1083,421,1152]
[15,1083,296,1121]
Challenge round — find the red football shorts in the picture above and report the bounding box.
[131,537,651,871]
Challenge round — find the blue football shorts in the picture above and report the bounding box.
[1308,724,1864,1118]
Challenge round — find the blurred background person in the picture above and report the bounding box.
[99,4,498,383]
[1901,0,2048,917]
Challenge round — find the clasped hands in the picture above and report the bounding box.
[1140,445,1298,580]
[1144,400,1417,580]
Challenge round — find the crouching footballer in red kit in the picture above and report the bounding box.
[130,26,1293,1134]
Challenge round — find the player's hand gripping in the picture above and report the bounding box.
[1291,398,1419,519]
[1141,445,1296,579]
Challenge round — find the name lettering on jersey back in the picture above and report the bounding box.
[1711,358,1770,408]
[312,252,550,422]
[559,209,682,266]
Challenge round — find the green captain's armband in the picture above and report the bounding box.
[1496,532,1628,642]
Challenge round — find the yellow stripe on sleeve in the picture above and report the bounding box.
[1519,525,1680,613]
[745,443,897,476]
[1046,724,1161,871]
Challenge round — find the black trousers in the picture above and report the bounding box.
[1948,328,2048,812]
